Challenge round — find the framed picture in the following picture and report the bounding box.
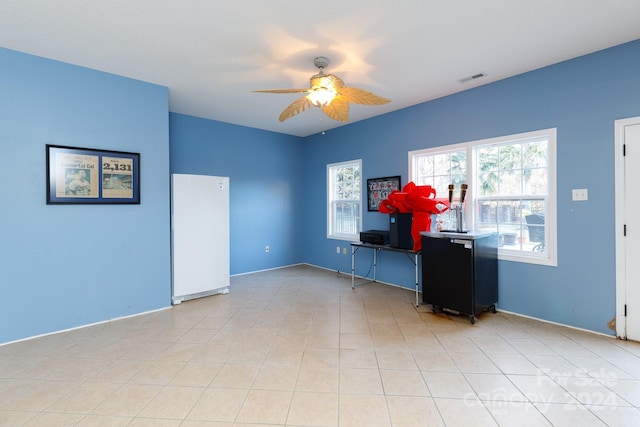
[367,176,401,211]
[46,145,140,204]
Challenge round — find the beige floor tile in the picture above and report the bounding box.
[464,373,527,402]
[263,343,304,366]
[448,351,501,374]
[487,352,540,375]
[534,402,608,426]
[605,378,640,406]
[225,343,269,364]
[0,409,37,426]
[339,394,391,427]
[301,347,339,368]
[340,320,370,334]
[128,417,182,426]
[339,348,378,369]
[412,351,459,372]
[92,383,161,417]
[177,421,234,427]
[295,366,339,392]
[340,368,383,394]
[252,364,299,391]
[403,334,445,352]
[128,360,185,385]
[566,355,636,381]
[0,378,40,407]
[4,379,79,411]
[471,335,518,354]
[155,342,203,361]
[484,400,552,426]
[22,411,84,426]
[92,359,148,383]
[380,369,430,396]
[375,348,417,370]
[190,342,235,364]
[434,397,498,426]
[287,391,338,426]
[586,404,640,426]
[436,335,480,352]
[507,337,557,356]
[372,333,409,350]
[186,386,248,422]
[168,361,222,387]
[386,395,444,427]
[137,385,204,419]
[75,414,133,426]
[508,374,579,404]
[422,371,476,399]
[306,332,340,348]
[235,389,292,424]
[525,354,587,377]
[46,381,121,413]
[339,333,374,349]
[209,363,259,389]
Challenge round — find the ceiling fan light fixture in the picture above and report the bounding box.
[308,86,336,107]
[253,55,390,123]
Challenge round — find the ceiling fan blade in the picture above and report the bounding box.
[310,73,345,89]
[253,88,309,94]
[279,96,312,122]
[321,97,349,122]
[338,86,391,105]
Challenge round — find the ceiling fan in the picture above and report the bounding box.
[254,56,391,123]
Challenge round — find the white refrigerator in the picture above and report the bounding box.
[171,174,230,304]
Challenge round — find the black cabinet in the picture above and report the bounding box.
[421,232,498,323]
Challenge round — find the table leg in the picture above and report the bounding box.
[414,252,419,307]
[351,245,355,289]
[373,249,377,282]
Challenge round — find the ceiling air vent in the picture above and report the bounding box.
[459,72,487,84]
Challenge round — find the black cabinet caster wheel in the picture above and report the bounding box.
[470,315,476,324]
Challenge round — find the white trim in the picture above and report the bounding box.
[498,309,617,339]
[230,262,305,277]
[613,116,640,339]
[0,307,171,347]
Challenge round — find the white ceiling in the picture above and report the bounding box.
[2,1,640,137]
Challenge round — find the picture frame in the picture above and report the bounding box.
[46,145,140,204]
[367,175,401,211]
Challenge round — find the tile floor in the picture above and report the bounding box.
[1,265,640,426]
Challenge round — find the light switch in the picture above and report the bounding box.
[572,188,588,201]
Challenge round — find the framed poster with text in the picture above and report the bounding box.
[46,145,140,204]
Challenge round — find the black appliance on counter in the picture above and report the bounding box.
[360,230,389,245]
[390,213,413,249]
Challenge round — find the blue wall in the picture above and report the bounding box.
[0,48,171,344]
[303,39,640,335]
[169,114,304,274]
[3,39,639,344]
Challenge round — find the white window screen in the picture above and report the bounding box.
[327,159,362,241]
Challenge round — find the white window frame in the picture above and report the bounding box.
[409,129,557,266]
[327,159,362,241]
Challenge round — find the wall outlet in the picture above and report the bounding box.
[265,245,270,253]
[336,246,340,254]
[342,247,347,255]
[572,188,588,201]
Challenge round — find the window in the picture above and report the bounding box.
[409,129,557,266]
[327,159,362,241]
